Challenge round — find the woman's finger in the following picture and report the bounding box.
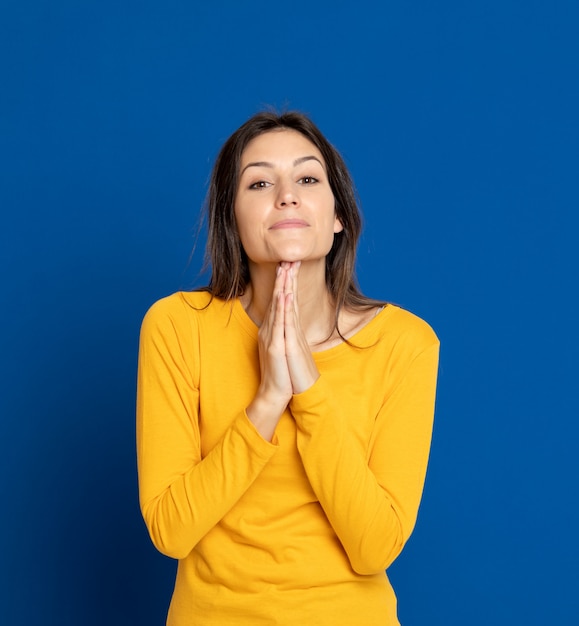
[268,265,285,322]
[290,261,301,310]
[284,290,319,395]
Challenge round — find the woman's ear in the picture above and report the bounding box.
[333,216,344,234]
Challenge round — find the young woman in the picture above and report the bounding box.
[137,111,439,625]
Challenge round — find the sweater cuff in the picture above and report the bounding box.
[237,410,280,455]
[289,375,339,432]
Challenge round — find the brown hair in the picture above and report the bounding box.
[203,110,383,328]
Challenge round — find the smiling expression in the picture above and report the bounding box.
[234,129,343,266]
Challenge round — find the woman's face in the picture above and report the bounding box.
[234,129,342,267]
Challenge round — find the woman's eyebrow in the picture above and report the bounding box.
[240,155,324,175]
[294,155,324,168]
[240,161,271,175]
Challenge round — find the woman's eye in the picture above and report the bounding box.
[299,176,319,185]
[249,180,270,189]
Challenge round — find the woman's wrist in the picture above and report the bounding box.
[246,393,287,442]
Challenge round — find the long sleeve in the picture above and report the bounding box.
[290,317,439,575]
[136,295,277,559]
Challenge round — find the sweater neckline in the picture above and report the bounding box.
[231,297,394,361]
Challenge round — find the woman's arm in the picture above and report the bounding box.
[290,334,439,575]
[136,296,278,559]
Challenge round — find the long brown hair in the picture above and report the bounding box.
[203,111,383,327]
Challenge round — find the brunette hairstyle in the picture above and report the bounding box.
[204,110,382,322]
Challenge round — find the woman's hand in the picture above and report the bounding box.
[282,262,320,394]
[257,264,294,405]
[246,262,319,440]
[246,265,293,440]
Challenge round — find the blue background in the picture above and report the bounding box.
[1,1,578,624]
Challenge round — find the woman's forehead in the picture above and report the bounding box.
[240,129,324,166]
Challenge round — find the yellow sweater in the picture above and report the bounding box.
[137,291,439,626]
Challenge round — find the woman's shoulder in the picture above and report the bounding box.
[141,290,222,332]
[143,290,209,315]
[330,302,438,359]
[377,303,439,352]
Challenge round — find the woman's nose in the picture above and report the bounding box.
[275,181,299,208]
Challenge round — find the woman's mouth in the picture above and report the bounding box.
[269,219,309,230]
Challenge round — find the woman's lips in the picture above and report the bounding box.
[269,219,309,230]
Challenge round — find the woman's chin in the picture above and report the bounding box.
[273,245,331,265]
[277,252,306,263]
[265,246,307,264]
[248,244,331,266]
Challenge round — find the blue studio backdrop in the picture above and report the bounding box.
[1,1,578,624]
